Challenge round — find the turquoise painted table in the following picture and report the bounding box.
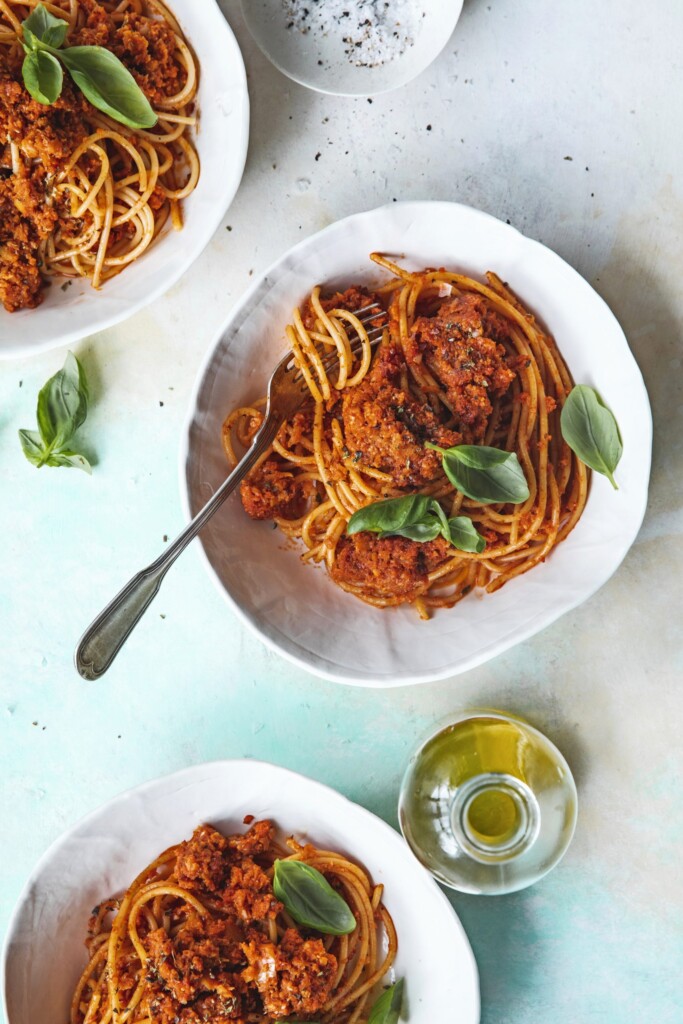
[1,1,682,1021]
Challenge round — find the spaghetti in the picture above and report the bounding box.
[0,0,199,312]
[70,819,397,1024]
[223,255,589,618]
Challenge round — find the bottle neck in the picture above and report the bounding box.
[450,772,541,864]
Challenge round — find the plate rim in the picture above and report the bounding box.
[0,0,250,361]
[179,199,653,688]
[1,757,481,1024]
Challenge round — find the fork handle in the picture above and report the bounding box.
[74,417,281,681]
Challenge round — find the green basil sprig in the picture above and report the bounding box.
[426,442,530,505]
[22,47,62,104]
[21,4,157,130]
[447,514,486,552]
[560,385,622,489]
[273,860,356,935]
[18,352,92,473]
[23,4,68,49]
[58,46,158,129]
[368,979,405,1024]
[347,495,485,554]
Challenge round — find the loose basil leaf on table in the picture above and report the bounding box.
[427,442,530,505]
[37,350,89,449]
[59,46,157,129]
[18,429,49,468]
[23,4,68,48]
[19,431,92,473]
[273,860,356,935]
[47,450,92,472]
[18,352,92,474]
[368,978,405,1024]
[21,48,63,105]
[560,384,622,489]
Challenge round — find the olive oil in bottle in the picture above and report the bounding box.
[398,711,577,894]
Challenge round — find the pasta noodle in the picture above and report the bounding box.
[223,255,589,617]
[0,0,200,310]
[70,820,397,1024]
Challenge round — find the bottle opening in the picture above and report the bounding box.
[466,789,519,843]
[450,773,541,864]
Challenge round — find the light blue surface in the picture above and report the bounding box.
[2,1,683,1022]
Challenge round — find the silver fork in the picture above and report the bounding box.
[74,304,385,680]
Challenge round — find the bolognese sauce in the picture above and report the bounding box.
[223,259,588,616]
[341,341,463,488]
[331,531,452,603]
[133,823,338,1023]
[405,292,516,443]
[0,0,199,313]
[71,818,397,1024]
[0,57,88,311]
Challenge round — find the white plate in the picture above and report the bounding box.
[1,759,480,1024]
[0,0,249,360]
[181,200,652,687]
[241,0,463,96]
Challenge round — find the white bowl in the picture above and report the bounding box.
[1,759,480,1024]
[0,0,249,360]
[241,0,464,96]
[181,200,652,687]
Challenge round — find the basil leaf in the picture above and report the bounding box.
[430,498,451,536]
[23,4,68,48]
[21,5,155,126]
[19,354,93,473]
[60,46,157,129]
[273,860,356,936]
[36,351,88,448]
[22,27,41,51]
[47,450,92,474]
[18,429,48,468]
[368,979,405,1024]
[348,494,436,536]
[391,518,442,542]
[427,443,530,505]
[446,516,486,553]
[560,384,622,490]
[22,48,63,104]
[348,494,442,542]
[348,494,485,555]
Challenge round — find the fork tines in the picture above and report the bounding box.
[317,303,386,375]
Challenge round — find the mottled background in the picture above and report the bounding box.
[1,1,682,1021]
